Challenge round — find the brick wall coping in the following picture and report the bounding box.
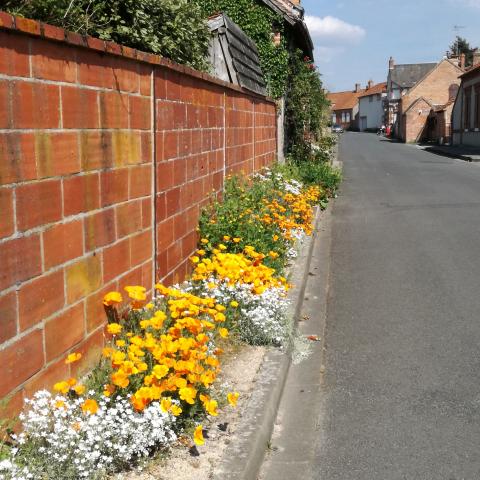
[0,10,276,105]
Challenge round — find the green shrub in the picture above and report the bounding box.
[3,0,210,71]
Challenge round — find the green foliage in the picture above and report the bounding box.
[449,36,475,67]
[4,0,210,70]
[285,49,330,162]
[194,0,289,98]
[198,175,290,272]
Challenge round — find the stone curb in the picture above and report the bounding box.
[423,146,480,163]
[212,208,322,480]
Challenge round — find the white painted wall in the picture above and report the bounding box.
[358,94,384,130]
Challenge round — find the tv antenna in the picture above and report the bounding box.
[453,25,466,55]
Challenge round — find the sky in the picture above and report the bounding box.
[301,0,480,92]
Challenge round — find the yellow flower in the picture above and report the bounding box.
[269,251,279,259]
[179,386,197,405]
[111,371,130,388]
[219,328,229,338]
[103,384,116,397]
[65,352,82,364]
[53,381,70,394]
[115,339,126,347]
[233,237,241,243]
[227,392,239,407]
[55,400,65,409]
[73,384,86,395]
[193,425,205,446]
[272,235,279,242]
[107,323,123,335]
[145,303,154,309]
[160,397,172,413]
[196,249,206,256]
[171,405,182,416]
[230,300,239,308]
[223,235,231,241]
[124,286,147,301]
[218,244,227,250]
[67,377,77,387]
[200,238,209,244]
[81,399,99,415]
[152,364,169,380]
[103,291,123,306]
[190,256,200,264]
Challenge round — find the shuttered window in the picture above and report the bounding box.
[464,88,471,130]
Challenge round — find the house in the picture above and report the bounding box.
[358,81,387,131]
[328,84,366,130]
[452,51,480,147]
[386,57,437,135]
[398,57,463,143]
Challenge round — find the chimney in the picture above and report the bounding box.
[367,79,374,90]
[355,83,361,93]
[460,53,466,70]
[473,49,480,66]
[389,56,395,70]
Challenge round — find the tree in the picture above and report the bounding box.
[449,36,475,67]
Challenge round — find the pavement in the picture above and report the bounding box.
[260,132,480,479]
[418,143,480,162]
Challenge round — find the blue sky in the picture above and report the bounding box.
[302,0,480,92]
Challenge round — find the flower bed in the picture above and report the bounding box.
[0,167,331,480]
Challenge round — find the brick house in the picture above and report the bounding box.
[328,84,366,130]
[397,58,463,143]
[452,51,480,147]
[358,81,387,131]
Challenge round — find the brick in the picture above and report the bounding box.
[172,103,187,129]
[16,180,62,232]
[65,255,102,304]
[63,173,100,216]
[112,131,142,166]
[129,164,152,199]
[173,213,188,240]
[163,131,178,160]
[35,132,80,179]
[79,131,113,171]
[165,187,181,217]
[0,12,14,29]
[110,57,139,93]
[154,70,167,99]
[69,328,104,378]
[103,238,130,283]
[118,265,142,288]
[43,220,84,270]
[116,201,142,237]
[130,230,152,266]
[0,31,29,77]
[129,95,151,130]
[156,161,174,192]
[156,100,175,130]
[84,209,116,251]
[0,80,9,129]
[156,192,167,222]
[166,242,182,271]
[179,131,191,158]
[140,64,153,96]
[65,31,85,47]
[12,81,60,129]
[18,270,65,331]
[24,358,69,398]
[142,260,153,288]
[100,168,129,207]
[15,16,41,35]
[42,23,66,41]
[62,87,99,129]
[77,50,114,89]
[105,41,122,56]
[165,72,182,101]
[0,389,24,424]
[0,187,14,239]
[85,283,115,333]
[0,329,44,397]
[156,217,175,251]
[0,235,42,290]
[99,91,129,129]
[0,291,17,343]
[86,36,105,52]
[45,303,85,362]
[31,40,76,83]
[0,133,36,186]
[141,198,152,229]
[156,250,169,279]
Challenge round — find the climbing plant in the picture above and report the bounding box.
[3,0,211,71]
[195,0,290,99]
[285,50,330,162]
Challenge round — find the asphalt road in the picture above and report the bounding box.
[314,133,480,479]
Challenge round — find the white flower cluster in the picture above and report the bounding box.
[191,279,291,347]
[0,391,176,480]
[253,169,304,196]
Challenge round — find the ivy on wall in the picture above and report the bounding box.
[195,0,290,99]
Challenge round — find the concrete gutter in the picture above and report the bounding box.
[421,145,480,163]
[212,208,321,480]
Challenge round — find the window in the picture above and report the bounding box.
[346,112,351,122]
[341,112,346,123]
[464,88,472,130]
[475,85,480,129]
[369,96,373,103]
[376,94,381,101]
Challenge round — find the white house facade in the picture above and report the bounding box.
[358,82,387,131]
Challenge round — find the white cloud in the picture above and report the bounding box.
[305,15,366,45]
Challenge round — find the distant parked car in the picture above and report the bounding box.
[332,124,344,134]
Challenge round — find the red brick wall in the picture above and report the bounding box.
[0,12,276,417]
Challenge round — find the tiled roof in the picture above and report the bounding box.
[328,89,366,110]
[358,82,387,98]
[391,63,437,88]
[460,63,480,78]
